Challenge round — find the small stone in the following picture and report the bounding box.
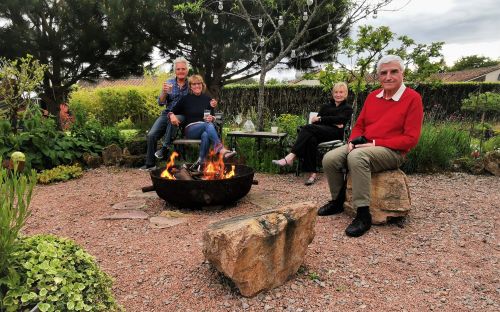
[242,302,250,309]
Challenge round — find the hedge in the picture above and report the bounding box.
[219,82,500,120]
[68,82,500,129]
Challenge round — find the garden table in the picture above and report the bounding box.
[226,131,288,156]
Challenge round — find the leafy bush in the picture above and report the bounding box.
[402,122,472,173]
[2,234,120,312]
[0,161,37,281]
[277,113,306,147]
[37,164,83,184]
[69,86,162,129]
[461,91,500,116]
[70,110,122,150]
[483,135,500,152]
[0,108,96,171]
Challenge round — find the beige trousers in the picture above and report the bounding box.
[322,144,404,209]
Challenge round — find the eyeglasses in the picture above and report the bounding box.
[191,82,202,86]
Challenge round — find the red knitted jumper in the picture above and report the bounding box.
[349,87,423,154]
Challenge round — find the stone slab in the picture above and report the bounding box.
[128,190,159,199]
[112,199,147,210]
[149,216,187,229]
[102,210,149,220]
[245,190,281,209]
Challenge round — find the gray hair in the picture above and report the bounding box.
[173,57,189,71]
[376,55,405,74]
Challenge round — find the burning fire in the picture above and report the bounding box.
[160,150,235,180]
[161,151,179,179]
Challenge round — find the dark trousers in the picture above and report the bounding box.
[292,124,343,172]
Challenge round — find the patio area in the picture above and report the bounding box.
[23,167,499,311]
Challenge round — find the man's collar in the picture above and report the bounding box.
[376,83,406,101]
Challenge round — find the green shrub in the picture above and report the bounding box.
[0,161,37,281]
[1,235,120,312]
[483,135,500,152]
[37,164,83,184]
[402,122,472,173]
[0,108,96,171]
[277,113,306,147]
[69,86,162,129]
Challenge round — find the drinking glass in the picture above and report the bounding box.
[204,109,211,121]
[235,114,242,129]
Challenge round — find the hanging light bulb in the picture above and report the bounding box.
[258,18,263,28]
[213,14,219,24]
[218,1,223,10]
[291,50,296,58]
[252,54,258,62]
[260,37,265,47]
[278,15,284,26]
[327,23,333,33]
[302,12,308,21]
[307,0,313,6]
[372,10,378,19]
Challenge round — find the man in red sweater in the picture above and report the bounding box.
[319,55,424,237]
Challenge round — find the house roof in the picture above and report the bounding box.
[433,64,500,82]
[78,76,163,89]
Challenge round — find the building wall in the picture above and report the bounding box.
[485,69,500,82]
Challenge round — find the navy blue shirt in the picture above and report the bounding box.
[171,93,215,127]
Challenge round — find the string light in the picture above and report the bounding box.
[278,16,284,26]
[302,12,308,21]
[372,10,378,19]
[260,37,265,47]
[258,18,263,28]
[218,1,223,10]
[327,23,333,33]
[307,0,313,6]
[291,50,296,58]
[213,14,219,24]
[252,55,258,62]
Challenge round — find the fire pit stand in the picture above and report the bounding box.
[149,164,255,209]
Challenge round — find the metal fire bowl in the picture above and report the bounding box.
[150,164,255,208]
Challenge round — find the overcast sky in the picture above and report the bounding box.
[366,0,500,65]
[269,0,500,80]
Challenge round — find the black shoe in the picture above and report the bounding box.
[345,207,372,237]
[139,165,157,171]
[154,147,169,159]
[317,200,344,216]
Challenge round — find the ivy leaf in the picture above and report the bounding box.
[38,303,51,312]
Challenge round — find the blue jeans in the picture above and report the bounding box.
[161,115,184,149]
[185,122,222,162]
[145,111,184,166]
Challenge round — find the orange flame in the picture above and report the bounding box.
[202,150,235,180]
[161,151,179,179]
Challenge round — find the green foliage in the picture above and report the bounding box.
[461,92,500,115]
[69,86,162,129]
[37,164,83,184]
[483,135,500,152]
[387,35,445,83]
[0,0,152,115]
[277,114,306,146]
[450,55,499,71]
[70,108,122,151]
[402,123,472,173]
[0,160,37,284]
[0,55,47,133]
[318,64,352,92]
[0,107,96,171]
[1,234,120,312]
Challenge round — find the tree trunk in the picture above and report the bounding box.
[257,70,267,131]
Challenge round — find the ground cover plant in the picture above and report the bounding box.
[2,235,120,312]
[37,164,83,184]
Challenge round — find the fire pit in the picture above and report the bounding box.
[149,164,254,208]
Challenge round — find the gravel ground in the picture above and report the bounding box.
[24,167,499,312]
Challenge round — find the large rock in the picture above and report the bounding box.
[203,202,317,297]
[102,144,122,166]
[344,169,411,224]
[483,150,500,176]
[125,138,147,156]
[83,152,102,168]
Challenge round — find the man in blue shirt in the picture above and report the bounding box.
[140,57,189,170]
